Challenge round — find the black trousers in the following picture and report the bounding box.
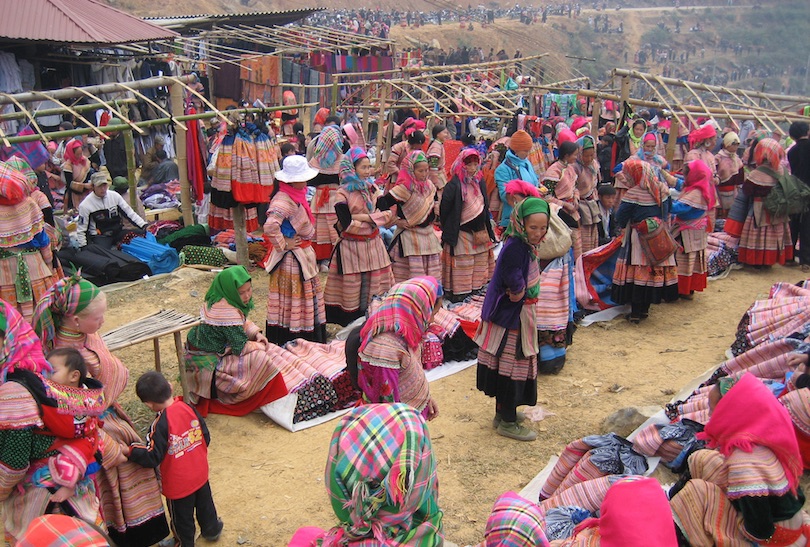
[167,481,220,547]
[790,213,810,265]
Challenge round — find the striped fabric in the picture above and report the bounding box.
[720,338,797,380]
[631,425,688,462]
[312,185,340,246]
[207,203,259,232]
[675,245,708,295]
[325,264,394,325]
[0,380,44,429]
[726,445,791,498]
[441,234,493,298]
[391,245,442,284]
[539,439,592,500]
[737,200,793,266]
[477,327,537,383]
[538,476,620,517]
[484,491,550,547]
[0,298,50,379]
[671,478,747,547]
[266,248,326,335]
[535,256,571,332]
[322,403,442,546]
[359,332,430,413]
[16,514,109,547]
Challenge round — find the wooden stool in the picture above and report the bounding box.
[102,309,200,397]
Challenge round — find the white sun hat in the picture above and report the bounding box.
[275,155,319,183]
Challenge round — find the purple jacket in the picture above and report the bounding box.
[480,236,532,330]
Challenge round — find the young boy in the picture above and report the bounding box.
[596,184,618,245]
[128,371,223,546]
[41,348,105,504]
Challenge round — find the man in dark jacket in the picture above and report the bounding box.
[788,121,810,267]
[102,119,129,179]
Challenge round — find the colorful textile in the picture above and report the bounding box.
[360,276,442,351]
[32,276,100,352]
[16,514,109,547]
[320,403,442,546]
[0,298,50,379]
[340,147,373,195]
[698,373,802,496]
[505,179,541,198]
[5,155,37,192]
[503,197,550,262]
[688,124,716,148]
[484,491,550,547]
[278,181,315,224]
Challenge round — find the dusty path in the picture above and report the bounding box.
[101,263,797,545]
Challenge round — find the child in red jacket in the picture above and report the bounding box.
[128,371,223,546]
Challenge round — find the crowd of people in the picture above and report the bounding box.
[1,82,810,546]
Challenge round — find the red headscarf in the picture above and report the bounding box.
[64,139,87,166]
[681,159,716,210]
[698,373,803,495]
[688,124,716,149]
[622,158,667,207]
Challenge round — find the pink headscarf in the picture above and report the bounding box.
[504,179,541,198]
[450,148,482,199]
[688,124,716,149]
[396,150,431,193]
[572,477,678,547]
[698,373,803,495]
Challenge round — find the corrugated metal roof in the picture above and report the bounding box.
[146,8,322,32]
[0,0,178,44]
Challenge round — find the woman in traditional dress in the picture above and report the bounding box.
[672,159,714,298]
[356,276,441,421]
[0,164,58,323]
[61,139,92,212]
[384,123,426,189]
[670,374,810,546]
[627,118,648,156]
[264,155,327,345]
[724,138,793,267]
[715,131,745,218]
[476,198,549,442]
[325,147,396,326]
[543,141,581,258]
[32,277,170,547]
[685,124,721,221]
[287,403,443,546]
[611,159,679,323]
[615,133,677,204]
[308,125,344,264]
[184,266,288,416]
[378,151,442,284]
[572,136,601,254]
[440,148,496,302]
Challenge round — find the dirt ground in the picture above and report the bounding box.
[102,263,799,546]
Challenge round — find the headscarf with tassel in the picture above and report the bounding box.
[340,147,375,212]
[450,148,482,199]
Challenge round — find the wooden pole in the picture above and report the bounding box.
[361,85,371,147]
[0,98,136,121]
[620,76,631,122]
[301,106,312,135]
[232,204,249,266]
[590,98,601,137]
[375,83,390,167]
[121,106,138,211]
[665,116,679,166]
[331,75,339,113]
[170,83,194,227]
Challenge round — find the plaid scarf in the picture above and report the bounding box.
[32,276,101,351]
[621,159,668,207]
[360,276,442,351]
[484,492,550,547]
[754,137,786,172]
[0,298,51,380]
[17,515,109,546]
[5,155,37,193]
[310,126,344,172]
[321,403,442,546]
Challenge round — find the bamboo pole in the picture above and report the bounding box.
[613,69,810,105]
[0,75,199,107]
[69,87,145,135]
[122,116,138,210]
[0,98,136,122]
[361,86,371,146]
[591,98,601,138]
[1,103,319,145]
[375,83,390,167]
[665,116,679,166]
[620,75,631,120]
[170,82,193,226]
[232,205,249,266]
[115,83,187,131]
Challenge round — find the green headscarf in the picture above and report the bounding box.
[31,276,101,351]
[503,197,550,249]
[204,266,253,315]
